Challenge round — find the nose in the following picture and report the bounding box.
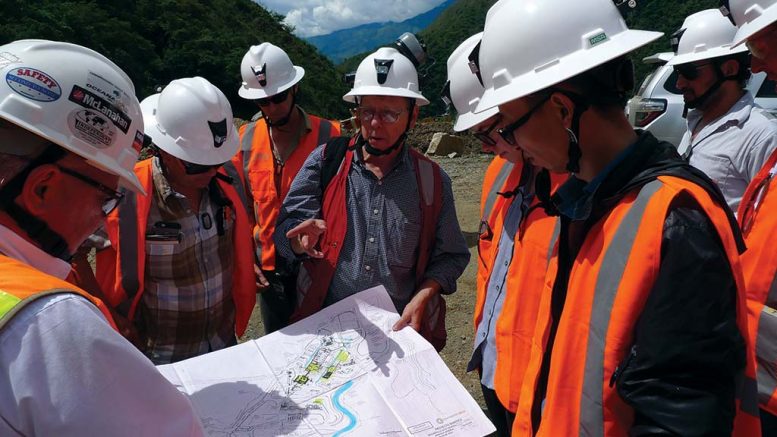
[675,73,688,89]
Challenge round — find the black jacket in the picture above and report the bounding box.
[532,131,746,436]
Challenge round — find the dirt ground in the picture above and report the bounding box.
[242,149,494,409]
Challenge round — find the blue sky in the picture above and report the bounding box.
[256,0,448,37]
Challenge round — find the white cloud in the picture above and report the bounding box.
[256,0,447,37]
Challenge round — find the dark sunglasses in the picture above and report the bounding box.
[673,62,712,81]
[55,165,125,215]
[256,89,290,107]
[472,115,502,147]
[497,94,551,145]
[182,160,221,175]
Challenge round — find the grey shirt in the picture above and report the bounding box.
[679,92,777,212]
[275,143,470,313]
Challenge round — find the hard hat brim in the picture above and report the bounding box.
[476,29,663,113]
[237,66,305,100]
[732,6,777,46]
[453,107,499,132]
[666,44,749,66]
[342,86,430,106]
[0,112,146,194]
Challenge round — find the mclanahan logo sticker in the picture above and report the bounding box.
[67,109,117,148]
[5,67,61,102]
[69,84,131,134]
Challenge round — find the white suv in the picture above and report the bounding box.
[628,52,777,146]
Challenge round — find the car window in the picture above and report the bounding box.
[637,67,660,95]
[757,78,777,98]
[662,70,682,95]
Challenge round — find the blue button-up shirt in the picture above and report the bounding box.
[468,188,528,388]
[275,143,470,313]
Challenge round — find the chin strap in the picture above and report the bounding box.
[684,66,738,112]
[534,168,561,217]
[565,95,589,174]
[264,93,297,127]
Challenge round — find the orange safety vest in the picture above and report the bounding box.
[232,114,340,270]
[513,176,760,436]
[95,159,256,337]
[738,149,777,415]
[291,138,446,348]
[475,157,565,413]
[476,157,516,293]
[0,254,116,331]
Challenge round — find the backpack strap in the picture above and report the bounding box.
[320,136,353,191]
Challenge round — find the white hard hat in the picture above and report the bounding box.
[142,77,239,166]
[446,33,499,132]
[475,0,663,113]
[722,0,777,45]
[667,9,749,66]
[0,39,145,192]
[238,43,305,100]
[343,47,430,106]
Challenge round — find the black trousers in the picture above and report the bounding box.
[482,384,515,437]
[258,269,297,334]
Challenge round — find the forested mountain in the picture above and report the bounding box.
[339,0,719,117]
[306,0,455,64]
[0,0,349,120]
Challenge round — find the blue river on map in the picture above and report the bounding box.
[332,380,356,436]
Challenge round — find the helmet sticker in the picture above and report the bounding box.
[85,71,131,114]
[69,85,131,134]
[0,52,22,70]
[5,67,61,102]
[374,59,394,84]
[67,109,117,148]
[251,63,268,87]
[208,118,228,148]
[131,130,145,153]
[589,32,609,47]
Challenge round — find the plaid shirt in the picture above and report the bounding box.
[139,158,236,364]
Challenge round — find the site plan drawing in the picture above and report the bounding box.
[158,286,495,437]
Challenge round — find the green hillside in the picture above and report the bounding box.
[0,0,349,120]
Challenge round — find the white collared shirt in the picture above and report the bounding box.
[0,228,204,436]
[678,92,777,212]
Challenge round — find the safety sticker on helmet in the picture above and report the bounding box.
[5,67,61,102]
[67,109,117,148]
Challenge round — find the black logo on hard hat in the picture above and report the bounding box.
[374,59,394,85]
[251,63,268,87]
[208,119,228,148]
[467,41,484,87]
[670,28,686,54]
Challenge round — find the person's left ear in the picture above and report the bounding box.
[721,59,740,77]
[408,104,420,130]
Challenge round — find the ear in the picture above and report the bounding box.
[548,92,576,129]
[720,59,740,77]
[17,165,59,215]
[408,104,420,130]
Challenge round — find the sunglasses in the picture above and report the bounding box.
[673,62,712,81]
[55,165,125,215]
[358,107,406,124]
[497,94,551,145]
[182,160,221,175]
[472,115,502,147]
[256,89,290,107]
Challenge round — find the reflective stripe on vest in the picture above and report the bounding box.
[222,160,251,215]
[240,122,257,180]
[757,275,777,406]
[117,189,140,318]
[482,162,515,223]
[0,289,72,330]
[578,179,662,435]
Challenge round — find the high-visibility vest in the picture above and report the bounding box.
[474,157,564,412]
[514,176,760,436]
[95,159,256,337]
[738,149,777,415]
[290,138,445,348]
[0,254,116,331]
[232,115,340,270]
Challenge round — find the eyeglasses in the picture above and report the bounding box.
[182,160,221,175]
[472,115,502,147]
[358,107,406,124]
[55,165,125,215]
[497,95,551,145]
[673,62,712,81]
[256,89,290,107]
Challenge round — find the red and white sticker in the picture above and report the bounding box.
[5,67,61,102]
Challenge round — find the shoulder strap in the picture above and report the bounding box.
[320,136,353,191]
